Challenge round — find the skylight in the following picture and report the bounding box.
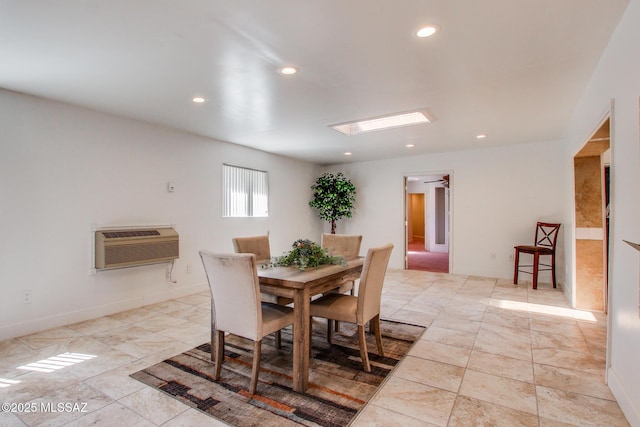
[330,110,431,136]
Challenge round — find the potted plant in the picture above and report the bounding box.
[309,172,356,234]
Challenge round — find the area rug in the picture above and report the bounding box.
[131,319,425,427]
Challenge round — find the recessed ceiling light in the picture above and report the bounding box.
[476,134,487,139]
[406,144,415,148]
[416,25,439,38]
[278,66,298,75]
[192,96,206,103]
[330,110,431,136]
[344,152,352,156]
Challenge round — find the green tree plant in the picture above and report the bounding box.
[309,172,356,234]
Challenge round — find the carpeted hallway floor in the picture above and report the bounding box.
[408,239,449,273]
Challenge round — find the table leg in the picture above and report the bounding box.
[291,287,310,392]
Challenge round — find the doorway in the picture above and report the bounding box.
[405,174,451,273]
[573,117,610,311]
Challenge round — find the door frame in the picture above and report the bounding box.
[571,105,613,384]
[404,171,453,271]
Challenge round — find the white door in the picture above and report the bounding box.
[427,184,449,253]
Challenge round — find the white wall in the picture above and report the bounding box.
[325,139,566,280]
[0,89,322,340]
[565,0,640,423]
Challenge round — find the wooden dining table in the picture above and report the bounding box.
[257,256,364,393]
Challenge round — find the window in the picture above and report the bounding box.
[222,164,269,217]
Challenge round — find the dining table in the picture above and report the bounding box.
[257,256,364,393]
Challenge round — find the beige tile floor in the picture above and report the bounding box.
[0,269,630,426]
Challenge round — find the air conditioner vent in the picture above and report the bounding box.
[95,227,179,270]
[103,230,160,238]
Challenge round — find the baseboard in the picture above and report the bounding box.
[608,365,640,426]
[0,282,208,341]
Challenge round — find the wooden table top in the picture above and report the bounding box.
[257,257,363,289]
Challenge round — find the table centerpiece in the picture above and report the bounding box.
[274,238,346,270]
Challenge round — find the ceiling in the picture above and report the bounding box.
[0,0,629,165]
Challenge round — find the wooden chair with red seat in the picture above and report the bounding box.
[513,222,561,289]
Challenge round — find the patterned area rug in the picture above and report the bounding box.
[131,319,425,426]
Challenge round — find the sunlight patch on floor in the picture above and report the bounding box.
[17,352,97,373]
[0,378,21,388]
[492,299,597,322]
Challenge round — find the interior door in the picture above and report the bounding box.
[429,185,449,253]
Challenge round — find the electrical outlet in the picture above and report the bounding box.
[508,254,514,261]
[186,264,192,274]
[22,290,32,304]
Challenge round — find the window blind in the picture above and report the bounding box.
[223,164,269,217]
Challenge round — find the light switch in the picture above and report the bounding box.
[167,182,175,192]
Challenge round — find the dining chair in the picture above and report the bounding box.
[233,235,293,307]
[513,222,561,289]
[232,235,271,264]
[310,243,393,372]
[321,233,363,332]
[321,233,363,295]
[199,251,294,395]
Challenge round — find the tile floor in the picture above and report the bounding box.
[0,269,630,426]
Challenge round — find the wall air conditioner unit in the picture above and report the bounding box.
[95,227,179,270]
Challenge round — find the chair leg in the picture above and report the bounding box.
[327,319,334,344]
[249,340,262,395]
[371,315,384,357]
[513,249,520,284]
[357,325,371,372]
[532,252,540,290]
[275,330,282,349]
[551,254,557,288]
[214,330,224,380]
[210,327,215,361]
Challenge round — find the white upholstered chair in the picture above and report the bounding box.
[199,251,294,395]
[309,243,393,372]
[232,235,293,307]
